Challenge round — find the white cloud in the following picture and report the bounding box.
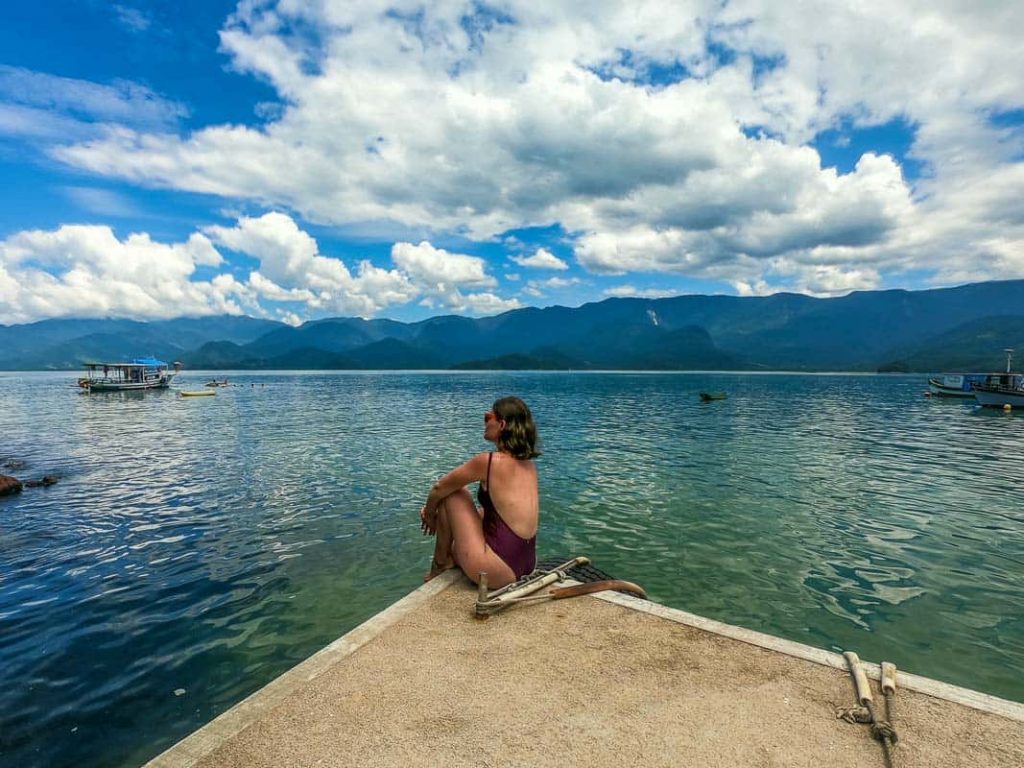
[0,213,528,323]
[510,248,569,270]
[522,275,582,298]
[769,261,882,297]
[246,271,315,302]
[390,240,514,313]
[278,311,304,327]
[0,103,97,141]
[29,1,1024,295]
[0,65,186,130]
[113,5,151,33]
[463,292,523,315]
[0,225,240,324]
[535,276,581,289]
[206,213,419,317]
[604,285,678,298]
[207,212,345,291]
[391,241,495,289]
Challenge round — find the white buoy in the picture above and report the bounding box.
[1004,404,1012,412]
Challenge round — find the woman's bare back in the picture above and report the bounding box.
[484,452,539,539]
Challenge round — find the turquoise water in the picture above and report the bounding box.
[1,371,1022,767]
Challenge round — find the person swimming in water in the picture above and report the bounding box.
[420,396,540,588]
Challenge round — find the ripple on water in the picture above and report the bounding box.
[1,372,1023,767]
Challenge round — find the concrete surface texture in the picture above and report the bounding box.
[148,574,1024,768]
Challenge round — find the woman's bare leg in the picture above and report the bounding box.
[438,488,516,588]
[425,496,456,582]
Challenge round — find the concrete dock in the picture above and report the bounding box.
[146,570,1024,768]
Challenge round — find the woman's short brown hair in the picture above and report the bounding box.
[493,396,541,459]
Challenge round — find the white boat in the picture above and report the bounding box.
[78,358,182,392]
[927,348,1020,398]
[927,373,993,397]
[974,381,1024,408]
[971,348,1024,408]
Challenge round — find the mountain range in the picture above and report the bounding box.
[3,280,1024,372]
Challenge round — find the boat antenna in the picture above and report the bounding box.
[1006,348,1014,374]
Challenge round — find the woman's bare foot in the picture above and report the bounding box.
[424,557,455,582]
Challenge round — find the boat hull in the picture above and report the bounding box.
[928,371,1024,397]
[85,374,175,392]
[928,375,986,397]
[974,386,1024,408]
[929,376,974,397]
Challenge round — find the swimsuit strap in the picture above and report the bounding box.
[485,451,493,490]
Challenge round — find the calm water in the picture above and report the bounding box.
[1,371,1022,766]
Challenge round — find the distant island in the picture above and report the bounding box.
[3,279,1024,373]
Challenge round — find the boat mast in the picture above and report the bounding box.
[1006,348,1014,374]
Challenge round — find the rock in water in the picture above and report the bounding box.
[24,475,58,488]
[0,475,23,496]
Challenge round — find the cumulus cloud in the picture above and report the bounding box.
[31,1,1024,296]
[391,241,495,290]
[0,225,239,324]
[206,213,422,316]
[207,212,348,292]
[0,212,521,324]
[510,248,569,270]
[391,240,514,313]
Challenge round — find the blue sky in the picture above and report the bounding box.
[1,1,1023,326]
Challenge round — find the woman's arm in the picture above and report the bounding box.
[424,452,488,512]
[420,452,488,532]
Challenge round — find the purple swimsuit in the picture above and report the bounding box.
[478,452,537,578]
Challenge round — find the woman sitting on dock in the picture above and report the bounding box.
[420,396,540,588]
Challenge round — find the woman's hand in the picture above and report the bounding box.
[420,505,437,536]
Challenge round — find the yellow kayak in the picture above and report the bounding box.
[180,390,216,397]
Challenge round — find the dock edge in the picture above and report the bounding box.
[144,570,463,767]
[593,588,1024,723]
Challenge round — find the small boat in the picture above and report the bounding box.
[958,349,1024,408]
[205,379,230,387]
[699,392,727,402]
[79,359,181,392]
[927,349,1020,398]
[973,381,1024,409]
[972,350,1024,408]
[927,374,992,397]
[180,390,216,397]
